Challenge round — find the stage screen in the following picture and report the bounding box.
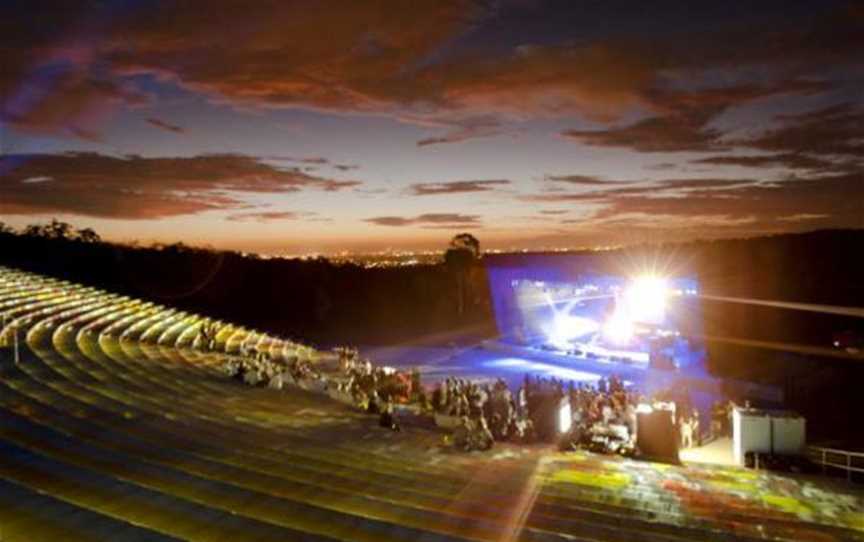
[486,254,706,371]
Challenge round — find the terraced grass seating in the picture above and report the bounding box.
[1,265,863,542]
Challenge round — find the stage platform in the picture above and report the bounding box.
[680,437,736,466]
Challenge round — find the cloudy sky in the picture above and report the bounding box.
[1,0,862,253]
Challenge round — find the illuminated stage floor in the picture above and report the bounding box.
[361,338,701,394]
[2,267,862,541]
[360,342,631,388]
[680,437,736,466]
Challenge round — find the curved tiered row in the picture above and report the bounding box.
[1,266,862,542]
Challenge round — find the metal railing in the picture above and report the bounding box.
[808,446,864,482]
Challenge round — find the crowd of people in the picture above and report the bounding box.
[222,337,319,390]
[216,337,725,457]
[332,347,420,431]
[432,377,524,450]
[557,375,642,455]
[428,374,641,452]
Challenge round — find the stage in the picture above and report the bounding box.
[680,437,736,466]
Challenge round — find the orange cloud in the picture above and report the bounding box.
[365,213,481,228]
[0,153,361,219]
[408,179,510,196]
[225,211,310,222]
[2,1,860,145]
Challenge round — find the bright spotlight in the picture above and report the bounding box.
[625,275,668,324]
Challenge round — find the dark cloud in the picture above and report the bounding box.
[533,170,864,238]
[416,116,501,146]
[584,174,863,229]
[417,136,465,146]
[2,1,860,143]
[0,0,152,142]
[355,187,388,195]
[262,156,330,164]
[545,175,628,186]
[107,1,487,114]
[644,163,678,171]
[408,179,510,196]
[690,153,839,171]
[1,2,482,137]
[364,213,481,227]
[526,177,759,202]
[562,115,722,153]
[561,81,828,153]
[334,164,359,171]
[0,153,361,219]
[225,211,305,222]
[146,118,185,134]
[539,209,568,215]
[739,103,864,157]
[0,58,150,141]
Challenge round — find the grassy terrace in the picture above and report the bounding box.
[0,266,862,541]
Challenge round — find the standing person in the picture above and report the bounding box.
[726,400,736,437]
[410,368,422,401]
[692,409,701,447]
[601,400,613,426]
[681,416,693,449]
[477,415,495,450]
[432,384,442,413]
[625,402,637,443]
[379,401,400,431]
[711,401,723,439]
[517,384,528,417]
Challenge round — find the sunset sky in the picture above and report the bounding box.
[1,0,862,254]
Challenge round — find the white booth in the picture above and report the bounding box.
[732,407,806,466]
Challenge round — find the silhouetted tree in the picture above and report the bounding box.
[22,223,43,237]
[22,219,75,240]
[17,219,102,243]
[46,219,74,239]
[75,227,101,243]
[450,233,480,258]
[445,233,480,317]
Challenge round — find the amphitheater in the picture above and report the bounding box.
[0,265,862,541]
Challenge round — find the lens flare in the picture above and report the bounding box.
[603,312,633,345]
[625,275,668,324]
[550,313,599,348]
